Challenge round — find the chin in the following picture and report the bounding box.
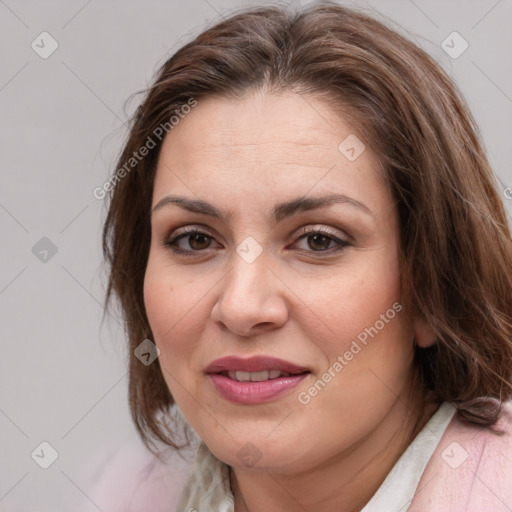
[201,425,309,473]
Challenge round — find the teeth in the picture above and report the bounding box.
[226,370,291,381]
[249,370,270,382]
[235,371,252,382]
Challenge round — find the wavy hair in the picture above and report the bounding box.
[102,1,512,454]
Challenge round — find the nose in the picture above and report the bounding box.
[211,253,289,337]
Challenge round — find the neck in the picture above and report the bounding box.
[230,386,440,512]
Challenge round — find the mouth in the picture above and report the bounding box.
[205,356,311,404]
[218,369,301,381]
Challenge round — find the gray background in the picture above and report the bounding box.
[1,0,511,510]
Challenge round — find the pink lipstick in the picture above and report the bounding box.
[205,356,310,405]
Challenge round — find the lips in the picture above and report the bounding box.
[205,356,311,405]
[205,355,310,375]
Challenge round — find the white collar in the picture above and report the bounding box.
[361,401,456,511]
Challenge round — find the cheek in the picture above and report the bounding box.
[305,246,412,400]
[143,263,195,404]
[304,249,403,352]
[143,255,209,377]
[143,247,195,339]
[143,257,188,365]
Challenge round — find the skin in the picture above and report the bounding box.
[144,90,438,512]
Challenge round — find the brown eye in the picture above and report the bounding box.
[187,232,212,250]
[292,227,351,254]
[165,229,219,255]
[306,233,337,251]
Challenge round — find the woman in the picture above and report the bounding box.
[96,2,512,511]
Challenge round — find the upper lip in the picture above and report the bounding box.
[205,356,310,374]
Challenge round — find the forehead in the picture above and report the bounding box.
[159,91,365,157]
[153,91,389,214]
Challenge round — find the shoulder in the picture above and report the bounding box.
[410,399,512,512]
[78,438,198,512]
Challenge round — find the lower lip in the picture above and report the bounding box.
[208,373,309,405]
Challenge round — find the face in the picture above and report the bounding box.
[144,90,423,474]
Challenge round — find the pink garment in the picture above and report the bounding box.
[409,400,512,511]
[83,400,512,511]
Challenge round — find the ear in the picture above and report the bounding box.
[412,316,436,348]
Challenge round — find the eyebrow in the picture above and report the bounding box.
[151,193,373,224]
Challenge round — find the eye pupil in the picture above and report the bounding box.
[190,233,210,250]
[308,234,331,251]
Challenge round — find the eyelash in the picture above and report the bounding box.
[162,226,351,257]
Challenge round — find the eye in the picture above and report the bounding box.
[164,228,220,255]
[290,226,351,255]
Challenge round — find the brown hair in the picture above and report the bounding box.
[102,1,512,453]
